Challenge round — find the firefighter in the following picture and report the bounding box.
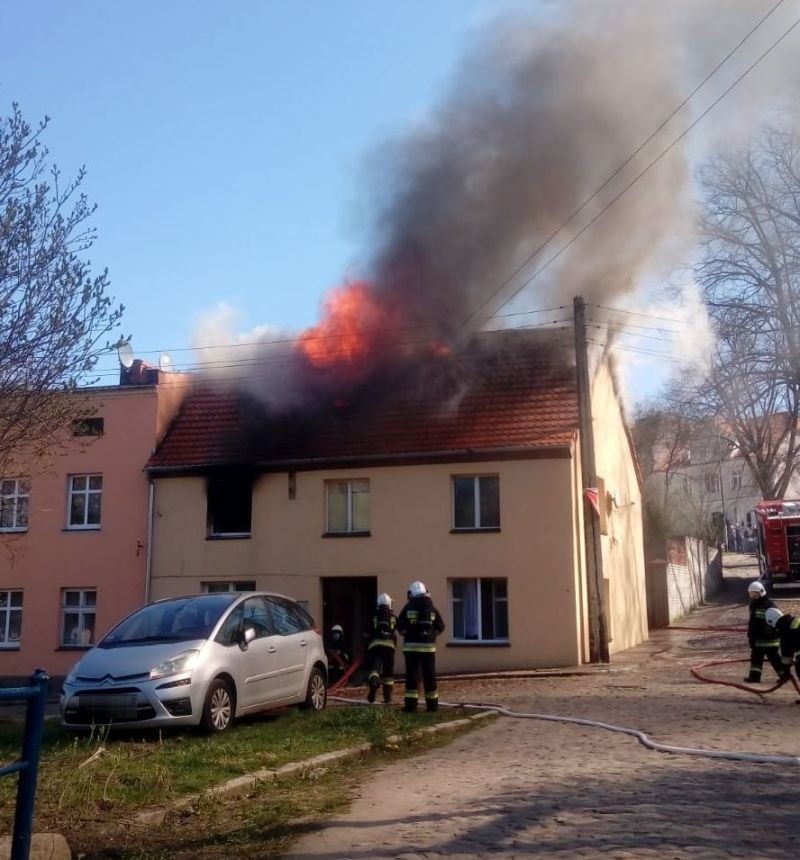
[364,593,397,704]
[325,624,351,685]
[765,607,800,694]
[397,580,445,713]
[743,581,783,683]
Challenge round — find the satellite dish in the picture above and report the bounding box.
[158,352,173,372]
[117,341,134,369]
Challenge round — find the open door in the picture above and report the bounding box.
[322,576,376,666]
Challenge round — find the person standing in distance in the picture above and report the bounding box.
[397,580,445,712]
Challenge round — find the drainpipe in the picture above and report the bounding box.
[145,479,155,604]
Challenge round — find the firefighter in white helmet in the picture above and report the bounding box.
[364,593,397,704]
[743,581,783,683]
[397,581,445,712]
[765,607,800,697]
[325,624,351,685]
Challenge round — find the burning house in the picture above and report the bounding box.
[145,324,647,672]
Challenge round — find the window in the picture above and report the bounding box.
[267,596,308,635]
[207,473,252,537]
[450,578,508,642]
[68,475,102,528]
[0,591,23,648]
[452,475,500,530]
[0,479,30,532]
[325,479,370,534]
[203,581,256,593]
[704,473,721,494]
[72,417,104,436]
[731,471,742,491]
[682,475,693,495]
[61,589,96,646]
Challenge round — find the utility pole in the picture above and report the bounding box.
[573,296,610,663]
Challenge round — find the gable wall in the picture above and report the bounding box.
[590,361,648,652]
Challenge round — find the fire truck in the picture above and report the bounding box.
[754,499,800,591]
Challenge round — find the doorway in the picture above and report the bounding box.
[322,576,376,664]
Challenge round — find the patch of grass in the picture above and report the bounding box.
[0,703,485,857]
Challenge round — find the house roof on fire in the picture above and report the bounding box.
[147,330,580,473]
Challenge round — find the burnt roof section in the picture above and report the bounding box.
[147,330,578,473]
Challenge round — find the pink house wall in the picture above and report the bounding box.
[0,374,188,682]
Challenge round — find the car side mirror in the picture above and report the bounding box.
[239,626,256,649]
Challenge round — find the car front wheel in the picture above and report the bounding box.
[201,678,235,732]
[299,667,327,711]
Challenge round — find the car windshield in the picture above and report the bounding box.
[100,595,238,647]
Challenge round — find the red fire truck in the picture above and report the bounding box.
[754,499,800,591]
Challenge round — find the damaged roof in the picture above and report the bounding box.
[147,330,579,473]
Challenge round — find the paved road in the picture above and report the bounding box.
[285,558,800,859]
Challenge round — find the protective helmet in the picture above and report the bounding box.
[765,607,783,628]
[748,581,767,598]
[331,624,344,636]
[408,580,427,598]
[377,592,393,609]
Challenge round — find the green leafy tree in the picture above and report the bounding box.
[0,101,124,473]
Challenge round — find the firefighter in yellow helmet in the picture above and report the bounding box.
[397,581,445,712]
[766,607,800,702]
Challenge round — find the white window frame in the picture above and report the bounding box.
[452,474,500,530]
[61,589,97,647]
[202,581,256,593]
[731,471,742,491]
[0,590,23,648]
[0,478,30,532]
[449,577,509,643]
[704,473,721,494]
[325,479,370,534]
[67,474,103,530]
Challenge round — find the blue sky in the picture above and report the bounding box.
[2,1,798,403]
[2,1,499,383]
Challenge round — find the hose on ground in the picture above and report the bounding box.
[436,700,800,767]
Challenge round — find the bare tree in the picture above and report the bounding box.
[0,101,124,474]
[668,124,800,500]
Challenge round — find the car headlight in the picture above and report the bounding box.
[149,649,200,681]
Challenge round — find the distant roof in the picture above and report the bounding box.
[147,330,579,473]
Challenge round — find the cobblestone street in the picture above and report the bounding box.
[285,558,800,859]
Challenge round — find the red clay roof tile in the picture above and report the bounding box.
[148,330,578,471]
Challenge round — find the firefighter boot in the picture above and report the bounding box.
[382,682,393,705]
[425,696,438,713]
[367,673,380,704]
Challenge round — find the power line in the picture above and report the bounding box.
[590,303,687,324]
[454,0,789,336]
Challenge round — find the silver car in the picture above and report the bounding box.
[60,592,328,732]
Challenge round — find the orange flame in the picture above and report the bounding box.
[297,281,389,368]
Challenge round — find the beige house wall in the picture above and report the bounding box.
[590,362,648,653]
[149,455,589,672]
[0,377,189,681]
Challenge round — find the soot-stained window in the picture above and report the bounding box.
[207,472,253,538]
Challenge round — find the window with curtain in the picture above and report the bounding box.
[450,578,508,642]
[325,479,370,534]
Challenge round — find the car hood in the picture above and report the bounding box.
[69,639,207,681]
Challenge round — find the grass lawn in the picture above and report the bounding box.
[0,701,486,858]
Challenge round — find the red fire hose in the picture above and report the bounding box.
[328,653,364,693]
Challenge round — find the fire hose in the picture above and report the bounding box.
[327,623,800,767]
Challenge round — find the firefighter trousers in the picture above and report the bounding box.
[403,650,438,712]
[746,646,784,681]
[366,645,395,703]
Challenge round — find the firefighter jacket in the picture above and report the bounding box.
[366,606,397,651]
[397,595,445,653]
[748,595,780,648]
[776,614,800,667]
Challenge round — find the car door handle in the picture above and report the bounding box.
[268,646,277,654]
[300,639,308,647]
